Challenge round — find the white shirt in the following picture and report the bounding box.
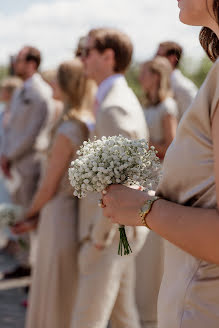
[96,74,124,105]
[23,72,39,89]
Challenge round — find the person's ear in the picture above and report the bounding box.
[167,54,177,69]
[103,48,115,68]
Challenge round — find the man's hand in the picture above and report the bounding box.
[0,155,11,178]
[94,244,105,251]
[11,216,39,235]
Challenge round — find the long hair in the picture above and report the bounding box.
[199,0,219,62]
[52,58,88,140]
[142,56,173,106]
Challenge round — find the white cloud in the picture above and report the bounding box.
[0,0,205,69]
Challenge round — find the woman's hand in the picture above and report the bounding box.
[102,184,149,226]
[11,216,39,235]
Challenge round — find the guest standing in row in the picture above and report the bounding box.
[140,56,178,159]
[71,27,148,328]
[0,46,55,278]
[156,41,197,120]
[13,58,89,328]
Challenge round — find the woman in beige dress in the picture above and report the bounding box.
[13,58,88,328]
[140,57,178,160]
[101,1,219,328]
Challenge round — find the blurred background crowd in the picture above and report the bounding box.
[0,1,214,328]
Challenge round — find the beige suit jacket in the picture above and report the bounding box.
[2,73,55,206]
[79,77,149,247]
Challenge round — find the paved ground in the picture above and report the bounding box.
[0,251,27,328]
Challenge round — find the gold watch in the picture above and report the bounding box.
[139,196,160,229]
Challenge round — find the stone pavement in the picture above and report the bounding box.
[0,251,29,328]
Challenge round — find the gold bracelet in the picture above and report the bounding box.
[139,196,160,229]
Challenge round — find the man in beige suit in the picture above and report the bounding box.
[156,41,197,121]
[0,46,54,276]
[71,28,149,328]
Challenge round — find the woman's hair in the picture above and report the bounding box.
[142,56,173,106]
[57,58,86,116]
[199,0,219,62]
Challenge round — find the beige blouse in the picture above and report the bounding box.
[156,58,219,328]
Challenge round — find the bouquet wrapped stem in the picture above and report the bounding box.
[118,225,132,255]
[69,135,160,256]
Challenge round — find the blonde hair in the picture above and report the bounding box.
[142,56,173,106]
[57,58,86,118]
[51,59,89,142]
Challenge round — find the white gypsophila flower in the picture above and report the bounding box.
[68,135,161,199]
[0,203,24,229]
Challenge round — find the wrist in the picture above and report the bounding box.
[139,195,160,229]
[146,197,163,229]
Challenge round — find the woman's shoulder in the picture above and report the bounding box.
[57,117,88,145]
[198,58,219,119]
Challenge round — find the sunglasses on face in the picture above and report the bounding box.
[80,46,96,58]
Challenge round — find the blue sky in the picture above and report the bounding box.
[0,0,204,70]
[0,0,54,14]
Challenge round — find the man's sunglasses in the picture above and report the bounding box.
[80,46,96,58]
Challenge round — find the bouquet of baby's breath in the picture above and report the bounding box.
[69,135,160,255]
[0,203,27,249]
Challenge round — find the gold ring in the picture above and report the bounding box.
[98,199,104,208]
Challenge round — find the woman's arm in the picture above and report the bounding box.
[26,133,74,218]
[102,104,219,264]
[150,114,177,158]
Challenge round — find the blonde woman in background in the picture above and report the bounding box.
[13,58,89,328]
[139,56,178,160]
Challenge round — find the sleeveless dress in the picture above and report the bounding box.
[26,120,87,328]
[136,97,178,327]
[156,59,219,328]
[144,97,178,145]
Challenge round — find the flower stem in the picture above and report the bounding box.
[118,225,132,256]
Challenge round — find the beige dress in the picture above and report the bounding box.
[156,59,219,328]
[136,97,178,328]
[144,97,178,144]
[26,120,87,328]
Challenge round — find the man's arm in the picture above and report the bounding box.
[3,98,48,162]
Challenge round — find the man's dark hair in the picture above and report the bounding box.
[89,28,133,73]
[24,46,41,69]
[159,41,183,67]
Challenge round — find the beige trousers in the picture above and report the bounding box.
[71,240,141,328]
